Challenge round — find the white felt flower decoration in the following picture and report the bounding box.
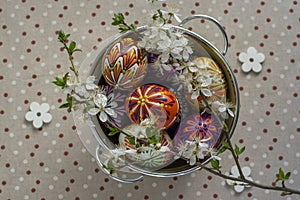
[238,47,265,73]
[25,102,52,128]
[226,165,253,193]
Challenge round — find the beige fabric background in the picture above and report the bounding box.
[0,0,299,199]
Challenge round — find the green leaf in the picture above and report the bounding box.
[126,136,135,145]
[222,121,228,131]
[210,159,221,170]
[59,93,73,113]
[234,144,246,156]
[58,30,70,43]
[107,126,119,136]
[276,168,291,182]
[69,41,76,52]
[148,135,161,144]
[285,172,291,180]
[73,48,82,53]
[112,13,125,25]
[53,77,66,87]
[219,142,229,153]
[59,103,70,109]
[279,168,285,179]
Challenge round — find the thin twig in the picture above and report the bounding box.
[200,92,246,180]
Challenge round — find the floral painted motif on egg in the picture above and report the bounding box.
[102,38,147,90]
[173,113,222,148]
[119,130,174,170]
[126,84,180,129]
[186,57,227,109]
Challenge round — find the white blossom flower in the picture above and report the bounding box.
[206,147,221,161]
[87,93,117,122]
[177,138,209,165]
[25,102,52,128]
[85,76,98,90]
[139,24,193,70]
[63,75,98,102]
[238,47,265,73]
[123,115,158,139]
[212,101,235,119]
[226,165,253,193]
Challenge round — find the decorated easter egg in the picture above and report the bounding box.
[119,128,174,170]
[102,37,147,90]
[186,57,227,109]
[173,113,222,149]
[125,84,180,129]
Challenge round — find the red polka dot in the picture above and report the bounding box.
[178,194,183,199]
[263,128,268,133]
[268,146,273,151]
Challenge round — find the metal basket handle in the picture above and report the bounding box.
[179,14,228,56]
[95,145,144,183]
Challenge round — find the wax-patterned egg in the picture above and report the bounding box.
[125,84,180,129]
[173,113,222,149]
[119,128,174,170]
[186,57,227,109]
[102,37,147,90]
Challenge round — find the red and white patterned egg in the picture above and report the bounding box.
[102,37,147,90]
[125,84,180,129]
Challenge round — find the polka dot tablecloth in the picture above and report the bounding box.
[0,0,299,199]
